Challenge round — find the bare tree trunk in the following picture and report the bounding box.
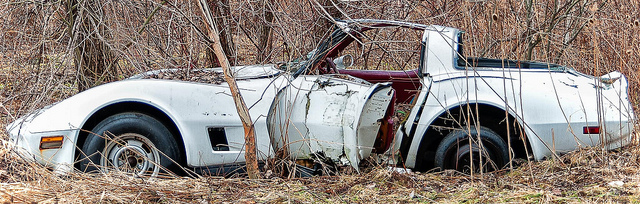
[197,0,260,179]
[206,0,236,67]
[66,0,118,91]
[256,0,275,63]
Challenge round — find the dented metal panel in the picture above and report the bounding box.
[268,75,393,170]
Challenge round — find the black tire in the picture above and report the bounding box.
[434,126,509,173]
[79,112,182,177]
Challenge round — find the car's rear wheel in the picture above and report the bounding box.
[79,112,182,177]
[434,126,508,173]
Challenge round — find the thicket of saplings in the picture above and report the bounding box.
[0,0,638,202]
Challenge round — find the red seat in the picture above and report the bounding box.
[337,69,421,103]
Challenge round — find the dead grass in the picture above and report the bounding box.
[1,0,640,203]
[1,117,640,203]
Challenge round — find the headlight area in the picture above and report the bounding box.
[6,105,82,174]
[8,128,79,174]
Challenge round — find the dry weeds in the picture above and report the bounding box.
[2,0,640,203]
[142,69,226,84]
[1,126,640,203]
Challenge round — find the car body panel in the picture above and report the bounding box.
[401,69,633,167]
[396,24,634,168]
[268,75,394,169]
[6,64,394,172]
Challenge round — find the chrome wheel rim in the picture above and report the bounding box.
[101,133,160,177]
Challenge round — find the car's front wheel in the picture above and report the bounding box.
[434,126,509,173]
[79,112,182,177]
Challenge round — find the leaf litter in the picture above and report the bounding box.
[142,69,226,84]
[1,123,640,203]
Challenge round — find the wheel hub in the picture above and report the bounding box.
[113,145,149,173]
[102,133,160,177]
[452,143,496,173]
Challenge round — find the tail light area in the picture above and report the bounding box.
[583,126,601,134]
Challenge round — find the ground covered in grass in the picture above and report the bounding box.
[1,119,639,203]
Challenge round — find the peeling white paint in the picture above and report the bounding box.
[268,76,393,169]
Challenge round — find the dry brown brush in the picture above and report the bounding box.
[1,0,640,203]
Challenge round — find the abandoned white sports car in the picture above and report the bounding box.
[6,19,635,176]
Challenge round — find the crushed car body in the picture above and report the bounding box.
[6,19,635,176]
[6,65,394,175]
